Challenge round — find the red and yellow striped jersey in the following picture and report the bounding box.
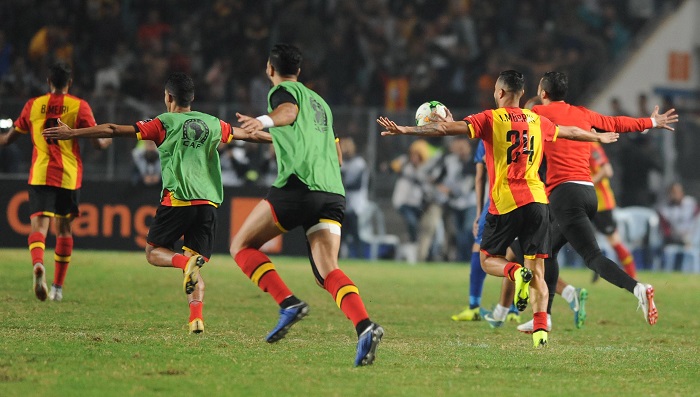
[14,93,96,190]
[465,107,559,215]
[589,142,616,211]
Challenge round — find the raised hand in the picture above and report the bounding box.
[651,105,679,131]
[376,116,406,136]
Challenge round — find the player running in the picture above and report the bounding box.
[451,139,520,324]
[231,43,383,367]
[43,72,268,333]
[378,70,619,347]
[0,62,110,302]
[518,71,676,331]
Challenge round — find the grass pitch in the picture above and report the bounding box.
[1,248,698,396]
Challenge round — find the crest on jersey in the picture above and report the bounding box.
[182,119,209,148]
[308,97,328,133]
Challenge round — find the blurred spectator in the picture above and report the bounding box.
[601,3,631,58]
[434,137,476,262]
[92,57,120,97]
[637,93,650,117]
[658,181,700,270]
[27,24,73,67]
[131,140,161,186]
[137,9,171,52]
[390,139,444,263]
[610,96,631,116]
[219,141,256,187]
[657,182,699,246]
[205,56,232,102]
[257,144,278,187]
[0,120,20,173]
[340,137,369,259]
[618,134,662,207]
[0,30,12,80]
[1,56,43,97]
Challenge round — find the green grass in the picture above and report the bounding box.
[1,248,698,397]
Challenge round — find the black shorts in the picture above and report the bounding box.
[266,175,345,233]
[147,205,217,259]
[592,209,617,235]
[28,185,80,218]
[481,202,550,259]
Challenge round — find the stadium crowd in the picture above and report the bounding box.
[0,0,694,266]
[0,0,677,109]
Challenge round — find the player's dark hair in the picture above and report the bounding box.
[164,72,195,107]
[540,71,568,101]
[269,43,302,76]
[49,62,72,89]
[497,70,525,92]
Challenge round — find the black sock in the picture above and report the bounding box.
[355,319,372,337]
[280,295,302,309]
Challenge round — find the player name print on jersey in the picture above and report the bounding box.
[40,104,69,115]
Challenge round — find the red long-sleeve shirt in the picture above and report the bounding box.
[532,102,652,195]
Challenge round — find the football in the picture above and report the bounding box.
[415,101,447,126]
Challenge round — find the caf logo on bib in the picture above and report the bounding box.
[308,97,328,133]
[182,119,210,148]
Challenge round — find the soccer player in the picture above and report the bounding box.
[231,43,383,366]
[378,70,619,347]
[43,72,269,333]
[0,62,111,302]
[590,141,637,280]
[451,140,520,325]
[520,71,677,330]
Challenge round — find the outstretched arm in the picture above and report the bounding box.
[587,105,678,132]
[0,127,22,146]
[557,126,619,143]
[232,127,272,143]
[237,102,299,132]
[43,119,137,140]
[377,116,471,137]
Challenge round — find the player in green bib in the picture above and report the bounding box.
[43,72,270,334]
[233,43,383,367]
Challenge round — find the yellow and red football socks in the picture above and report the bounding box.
[189,300,203,322]
[28,232,45,266]
[613,242,637,279]
[53,236,73,287]
[324,269,370,335]
[235,248,293,305]
[504,262,522,281]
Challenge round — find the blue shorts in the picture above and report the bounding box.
[475,200,489,245]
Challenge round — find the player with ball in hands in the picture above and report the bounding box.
[377,70,619,348]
